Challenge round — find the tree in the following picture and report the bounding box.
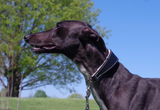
[68,93,84,99]
[0,0,109,97]
[34,90,47,98]
[0,88,7,97]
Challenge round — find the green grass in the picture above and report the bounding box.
[0,98,99,110]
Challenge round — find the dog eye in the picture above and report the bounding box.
[56,23,61,28]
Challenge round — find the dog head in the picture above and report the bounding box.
[24,20,106,56]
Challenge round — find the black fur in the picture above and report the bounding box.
[24,20,160,110]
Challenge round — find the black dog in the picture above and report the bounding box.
[24,20,160,110]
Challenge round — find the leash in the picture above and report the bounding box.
[84,50,119,110]
[85,85,91,110]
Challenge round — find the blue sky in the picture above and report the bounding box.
[21,0,160,98]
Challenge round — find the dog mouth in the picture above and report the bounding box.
[31,45,56,51]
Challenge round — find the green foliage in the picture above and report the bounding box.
[0,0,110,96]
[34,90,47,98]
[68,93,84,99]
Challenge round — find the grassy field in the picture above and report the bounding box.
[0,98,99,110]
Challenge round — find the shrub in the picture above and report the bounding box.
[68,93,83,99]
[34,90,47,98]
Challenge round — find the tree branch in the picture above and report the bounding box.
[22,73,58,90]
[0,77,7,88]
[35,56,44,65]
[22,83,52,90]
[28,56,55,74]
[22,78,40,88]
[0,50,8,76]
[22,74,55,88]
[29,20,37,34]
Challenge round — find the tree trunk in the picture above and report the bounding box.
[7,73,21,97]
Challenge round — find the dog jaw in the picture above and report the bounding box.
[24,20,108,109]
[30,44,57,53]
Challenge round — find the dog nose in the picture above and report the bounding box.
[24,35,30,41]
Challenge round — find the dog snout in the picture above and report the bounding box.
[24,34,30,42]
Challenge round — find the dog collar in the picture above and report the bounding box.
[91,49,119,82]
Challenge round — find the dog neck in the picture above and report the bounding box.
[65,42,109,78]
[63,41,109,110]
[74,43,109,110]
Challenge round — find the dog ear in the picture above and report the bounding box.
[79,28,106,51]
